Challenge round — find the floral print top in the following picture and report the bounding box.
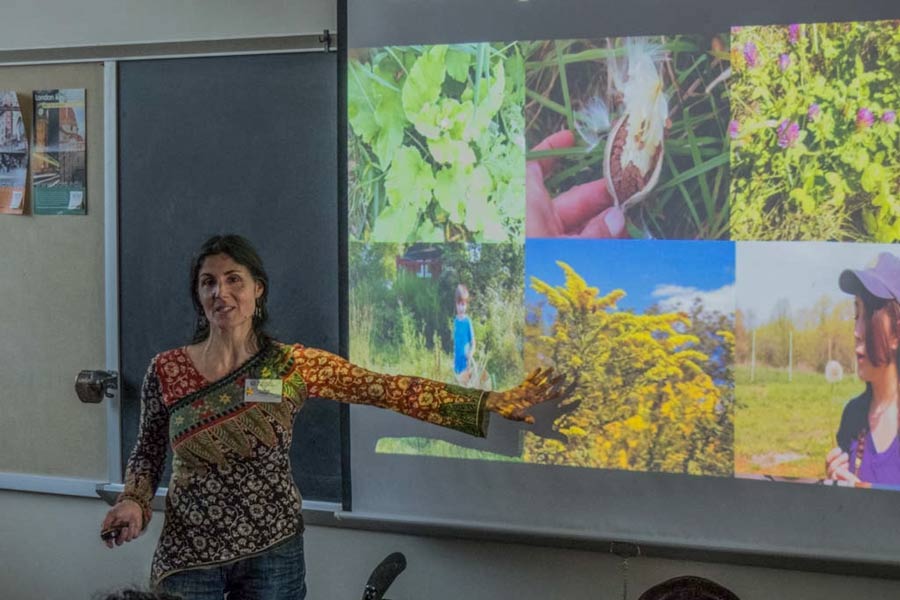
[121,341,489,584]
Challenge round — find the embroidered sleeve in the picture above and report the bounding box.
[292,346,489,437]
[120,357,169,527]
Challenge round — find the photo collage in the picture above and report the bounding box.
[347,20,900,490]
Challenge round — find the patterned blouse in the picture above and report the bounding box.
[121,341,489,584]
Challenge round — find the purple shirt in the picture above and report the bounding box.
[849,431,900,486]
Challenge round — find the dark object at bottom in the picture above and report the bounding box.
[362,552,407,600]
[638,575,740,600]
[100,526,126,542]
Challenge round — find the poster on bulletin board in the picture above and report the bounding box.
[32,89,86,215]
[0,91,27,215]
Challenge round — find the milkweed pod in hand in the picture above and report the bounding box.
[604,113,665,210]
[603,38,668,210]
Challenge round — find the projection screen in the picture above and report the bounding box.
[344,0,900,569]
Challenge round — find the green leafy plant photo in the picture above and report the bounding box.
[348,43,526,243]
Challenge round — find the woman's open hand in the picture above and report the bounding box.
[100,499,143,548]
[485,367,571,424]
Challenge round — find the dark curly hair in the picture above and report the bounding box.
[858,290,900,368]
[189,234,271,348]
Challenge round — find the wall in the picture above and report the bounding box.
[2,491,900,599]
[0,0,335,51]
[0,62,107,478]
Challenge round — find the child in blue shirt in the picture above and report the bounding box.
[453,284,476,380]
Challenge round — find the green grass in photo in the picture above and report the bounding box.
[734,364,864,478]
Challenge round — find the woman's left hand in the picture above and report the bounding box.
[825,446,861,484]
[485,367,571,424]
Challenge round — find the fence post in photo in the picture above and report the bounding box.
[750,329,756,383]
[788,330,793,383]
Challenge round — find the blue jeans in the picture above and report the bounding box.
[156,534,307,600]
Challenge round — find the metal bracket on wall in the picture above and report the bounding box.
[610,541,641,600]
[319,29,334,52]
[610,540,642,560]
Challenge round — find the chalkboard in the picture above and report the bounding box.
[118,52,344,504]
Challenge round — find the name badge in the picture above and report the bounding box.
[243,378,283,403]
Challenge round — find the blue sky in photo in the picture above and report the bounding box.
[525,239,735,317]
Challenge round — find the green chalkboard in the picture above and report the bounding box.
[117,52,344,505]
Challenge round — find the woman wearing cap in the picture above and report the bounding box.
[825,252,900,486]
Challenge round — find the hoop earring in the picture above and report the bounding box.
[197,313,208,328]
[254,301,263,319]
